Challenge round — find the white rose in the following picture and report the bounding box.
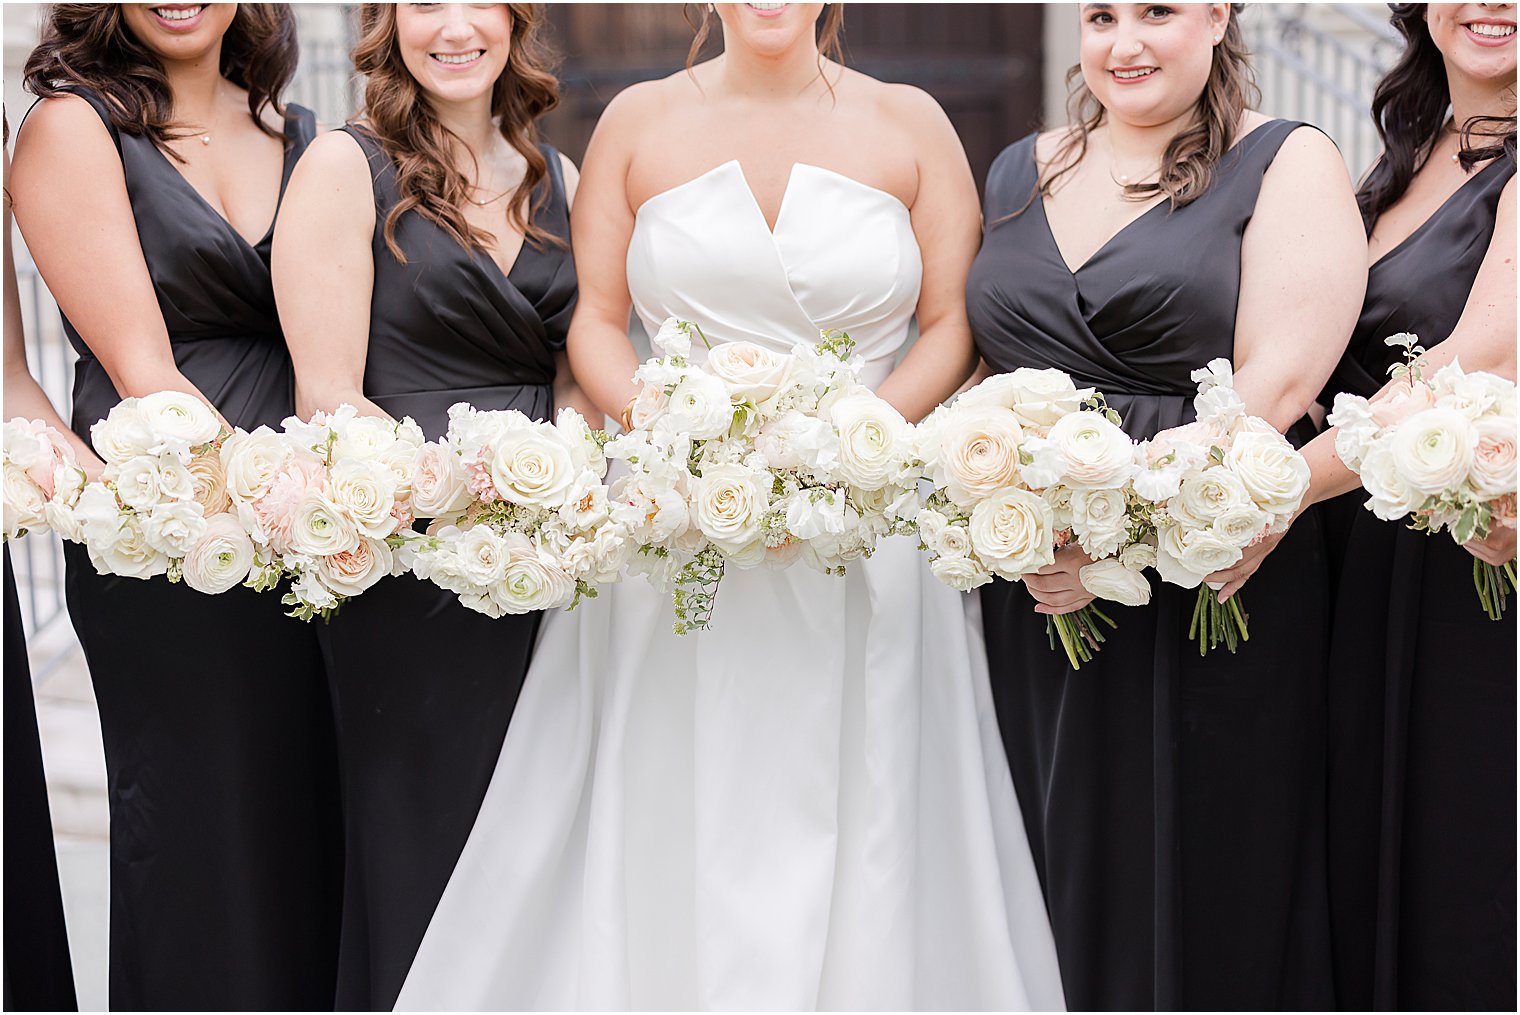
[957,367,1092,428]
[289,492,359,557]
[331,414,402,463]
[1469,415,1518,499]
[706,342,795,406]
[1213,503,1270,549]
[181,513,256,594]
[1169,469,1252,528]
[1389,407,1476,495]
[627,383,670,431]
[1079,557,1152,606]
[137,390,220,448]
[756,411,839,473]
[90,515,170,579]
[1120,540,1157,571]
[939,405,1024,506]
[73,483,125,547]
[968,486,1055,579]
[1045,411,1135,489]
[410,441,474,518]
[1359,444,1425,521]
[1225,429,1310,516]
[692,462,769,554]
[667,371,734,441]
[651,316,692,358]
[221,426,297,503]
[931,552,993,592]
[490,423,577,508]
[315,536,393,598]
[141,500,208,557]
[1176,529,1242,583]
[328,458,400,538]
[3,464,46,538]
[826,391,910,491]
[90,401,156,465]
[494,535,576,613]
[1070,488,1130,558]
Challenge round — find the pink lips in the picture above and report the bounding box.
[1462,19,1517,46]
[745,4,788,18]
[1109,66,1158,86]
[149,4,207,31]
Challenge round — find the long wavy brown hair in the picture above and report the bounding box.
[684,4,845,81]
[24,4,297,162]
[1359,3,1517,224]
[352,3,561,264]
[1033,3,1257,212]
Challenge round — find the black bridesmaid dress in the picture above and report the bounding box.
[1322,154,1516,1011]
[965,120,1335,1010]
[52,89,343,1010]
[319,125,576,1011]
[4,547,77,1011]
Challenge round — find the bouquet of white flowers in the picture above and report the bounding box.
[3,418,86,541]
[403,403,628,617]
[608,318,918,633]
[231,405,422,620]
[1328,333,1517,619]
[1138,360,1311,655]
[915,368,1148,668]
[70,392,262,594]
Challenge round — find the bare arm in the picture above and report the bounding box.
[270,130,388,421]
[4,146,103,475]
[874,86,982,423]
[10,96,217,418]
[565,87,649,425]
[550,153,603,424]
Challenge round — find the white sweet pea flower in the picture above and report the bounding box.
[651,316,692,358]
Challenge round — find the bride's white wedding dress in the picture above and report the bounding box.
[396,161,1067,1011]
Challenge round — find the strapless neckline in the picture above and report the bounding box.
[635,159,910,234]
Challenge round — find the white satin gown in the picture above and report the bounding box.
[396,161,1067,1012]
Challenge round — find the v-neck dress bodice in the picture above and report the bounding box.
[968,119,1306,440]
[58,86,315,438]
[628,160,921,387]
[340,125,575,439]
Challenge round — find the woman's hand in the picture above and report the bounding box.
[1206,526,1290,601]
[1025,545,1096,615]
[1464,522,1517,568]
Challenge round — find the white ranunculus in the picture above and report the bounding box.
[968,486,1055,580]
[289,491,359,557]
[692,462,769,554]
[1389,407,1476,495]
[706,341,794,406]
[1045,411,1135,489]
[3,463,46,538]
[651,316,691,358]
[1225,429,1310,517]
[1469,415,1518,499]
[316,536,393,598]
[667,371,735,441]
[1079,557,1152,606]
[939,405,1024,506]
[756,411,839,472]
[957,367,1092,428]
[490,423,577,508]
[1359,444,1425,520]
[1169,469,1252,529]
[930,552,993,592]
[181,513,256,594]
[90,401,156,465]
[137,390,220,449]
[410,442,474,519]
[328,458,399,538]
[141,500,208,557]
[90,515,170,579]
[494,535,576,613]
[827,392,910,491]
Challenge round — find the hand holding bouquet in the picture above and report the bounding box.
[4,417,87,541]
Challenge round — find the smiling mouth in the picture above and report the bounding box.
[1111,67,1158,80]
[1464,20,1517,39]
[150,4,205,24]
[748,3,788,13]
[431,50,485,66]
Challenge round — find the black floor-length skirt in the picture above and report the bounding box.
[1326,502,1517,1011]
[63,542,343,1010]
[4,547,78,1011]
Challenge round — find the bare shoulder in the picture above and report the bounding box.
[14,93,111,156]
[597,73,687,133]
[1263,121,1351,185]
[290,128,372,186]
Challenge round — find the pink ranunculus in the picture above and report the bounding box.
[253,456,326,553]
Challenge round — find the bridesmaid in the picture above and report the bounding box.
[3,120,89,1013]
[1224,3,1516,1008]
[965,4,1366,1009]
[271,4,588,1008]
[10,5,343,1009]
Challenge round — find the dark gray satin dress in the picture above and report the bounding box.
[318,125,576,1012]
[53,89,342,1010]
[965,120,1334,1010]
[1322,153,1516,1011]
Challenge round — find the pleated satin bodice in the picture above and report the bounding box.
[967,119,1307,439]
[57,87,315,438]
[339,126,575,438]
[1326,154,1515,400]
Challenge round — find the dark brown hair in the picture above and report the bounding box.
[1034,3,1257,212]
[1359,3,1517,224]
[352,3,560,263]
[683,4,845,81]
[24,4,297,161]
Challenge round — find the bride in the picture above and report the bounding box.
[398,4,1066,1009]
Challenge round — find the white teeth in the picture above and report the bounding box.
[153,5,203,20]
[432,50,485,64]
[749,3,787,10]
[1468,22,1516,36]
[1114,68,1157,79]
